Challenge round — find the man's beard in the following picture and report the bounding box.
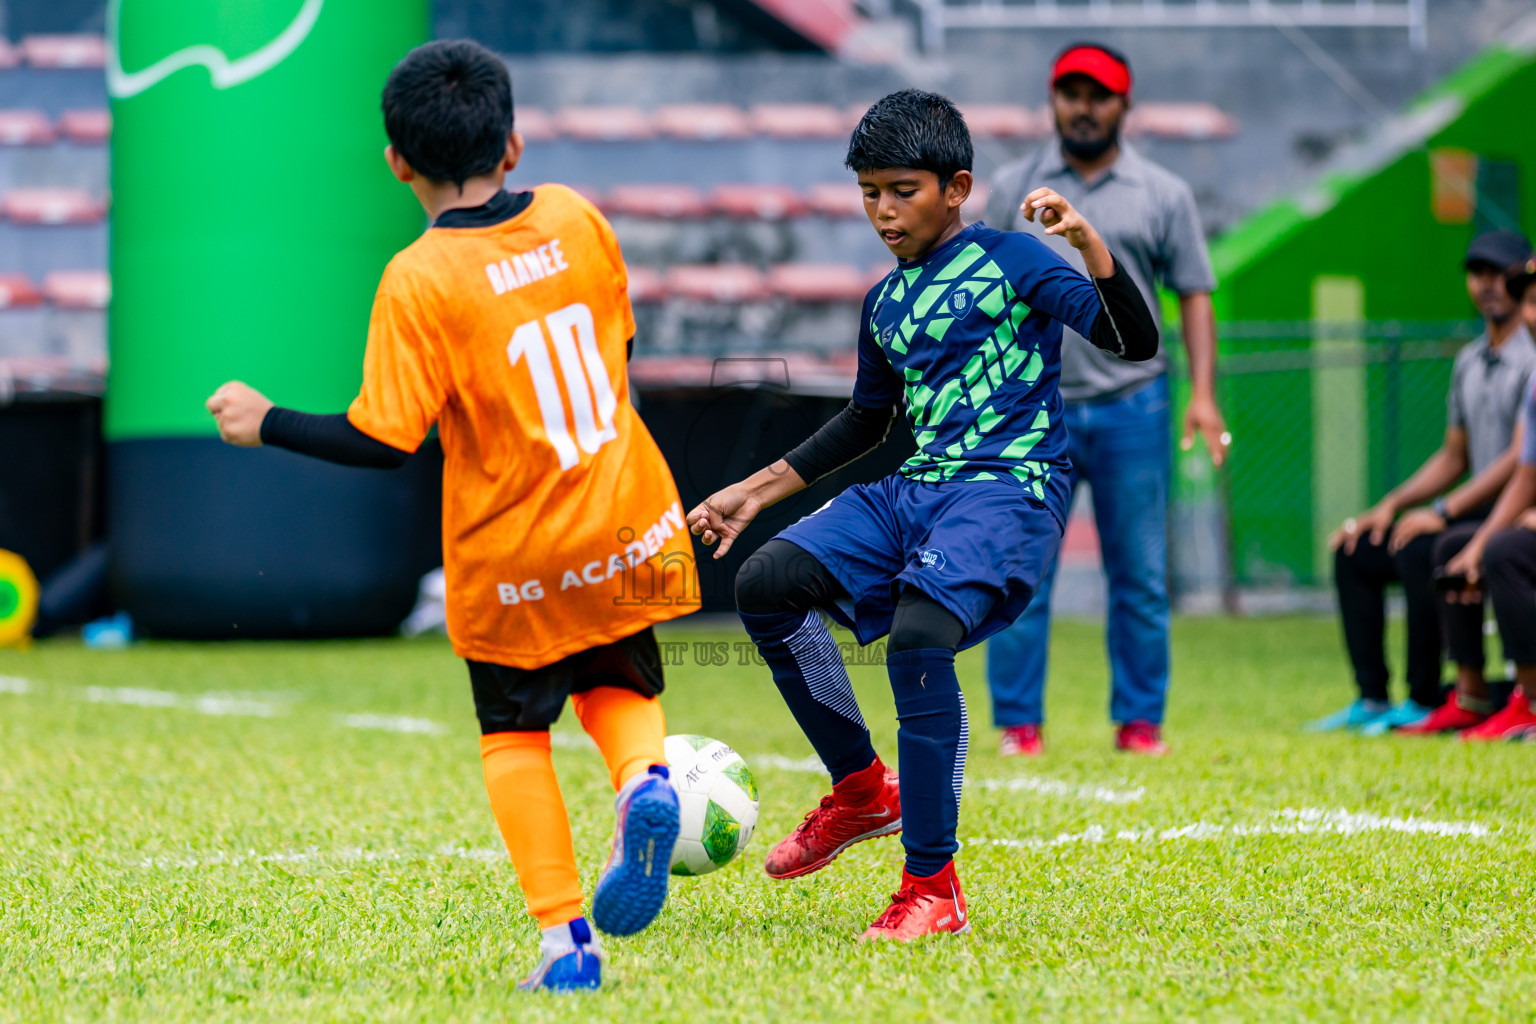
[1059,119,1120,161]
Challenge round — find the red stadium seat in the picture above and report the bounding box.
[0,38,18,69]
[58,109,110,144]
[0,273,42,308]
[962,180,990,223]
[43,270,110,309]
[565,183,604,206]
[0,110,55,145]
[602,184,709,219]
[513,106,559,142]
[626,266,667,304]
[766,263,867,303]
[806,181,865,219]
[1126,103,1238,140]
[842,102,876,130]
[709,183,808,220]
[665,264,769,303]
[653,104,751,141]
[2,188,107,224]
[20,34,107,69]
[959,104,1048,140]
[555,106,655,141]
[748,103,846,139]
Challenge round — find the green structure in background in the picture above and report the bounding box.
[109,0,427,438]
[107,0,436,638]
[1188,24,1536,591]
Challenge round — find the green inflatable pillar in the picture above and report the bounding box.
[107,0,438,637]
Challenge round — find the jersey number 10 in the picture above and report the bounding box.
[506,302,618,470]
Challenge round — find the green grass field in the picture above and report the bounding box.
[2,616,1534,1023]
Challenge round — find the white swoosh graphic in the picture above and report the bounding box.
[107,0,324,99]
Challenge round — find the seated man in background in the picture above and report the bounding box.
[1309,230,1535,734]
[1438,258,1536,740]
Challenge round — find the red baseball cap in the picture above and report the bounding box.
[1051,45,1132,99]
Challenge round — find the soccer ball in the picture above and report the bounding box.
[664,734,759,876]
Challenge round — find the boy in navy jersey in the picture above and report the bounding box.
[686,89,1157,940]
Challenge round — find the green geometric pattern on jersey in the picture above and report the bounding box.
[869,241,1052,501]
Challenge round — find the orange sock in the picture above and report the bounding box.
[569,687,667,791]
[479,731,584,929]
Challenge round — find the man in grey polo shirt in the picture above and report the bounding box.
[983,43,1227,756]
[1315,229,1536,736]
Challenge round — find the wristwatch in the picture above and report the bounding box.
[1433,497,1450,520]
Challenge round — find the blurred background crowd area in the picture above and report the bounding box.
[0,0,1533,627]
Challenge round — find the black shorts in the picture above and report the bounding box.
[467,628,665,734]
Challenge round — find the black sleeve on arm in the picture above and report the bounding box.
[1088,258,1160,362]
[782,400,900,484]
[260,408,413,469]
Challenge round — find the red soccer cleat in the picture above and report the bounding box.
[1115,721,1168,756]
[764,760,901,880]
[1460,688,1536,742]
[859,861,969,942]
[1398,694,1490,735]
[1000,724,1043,757]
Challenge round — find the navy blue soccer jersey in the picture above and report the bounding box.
[852,221,1102,526]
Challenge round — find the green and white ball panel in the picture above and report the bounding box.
[664,734,759,877]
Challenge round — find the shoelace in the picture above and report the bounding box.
[870,887,927,930]
[793,795,839,840]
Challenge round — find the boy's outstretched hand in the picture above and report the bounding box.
[1021,187,1115,278]
[687,482,764,560]
[206,381,273,447]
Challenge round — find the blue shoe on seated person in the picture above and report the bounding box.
[518,917,602,993]
[592,764,679,937]
[1356,698,1438,736]
[1302,699,1391,733]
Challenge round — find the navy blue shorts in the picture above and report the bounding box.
[774,474,1064,650]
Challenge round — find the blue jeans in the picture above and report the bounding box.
[985,376,1171,726]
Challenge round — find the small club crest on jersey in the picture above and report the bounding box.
[881,325,896,344]
[949,290,972,316]
[918,548,947,571]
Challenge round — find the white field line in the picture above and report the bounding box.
[754,753,827,773]
[84,686,284,717]
[0,674,35,694]
[337,714,447,735]
[969,775,1145,805]
[138,843,505,871]
[969,807,1492,851]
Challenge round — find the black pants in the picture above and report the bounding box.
[1334,528,1448,706]
[1432,521,1489,671]
[466,628,664,733]
[1485,527,1536,666]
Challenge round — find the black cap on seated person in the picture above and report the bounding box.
[1465,229,1532,272]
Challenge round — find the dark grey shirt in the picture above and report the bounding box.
[1446,324,1536,477]
[988,142,1216,402]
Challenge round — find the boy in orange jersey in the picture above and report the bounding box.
[206,40,697,992]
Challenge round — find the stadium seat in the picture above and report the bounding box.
[806,182,864,219]
[512,106,558,141]
[602,184,709,219]
[0,273,42,308]
[626,265,667,304]
[747,103,846,139]
[962,180,990,223]
[766,263,867,303]
[959,104,1049,140]
[0,38,18,69]
[1126,102,1239,140]
[20,34,107,69]
[653,104,751,141]
[665,264,769,303]
[565,183,604,205]
[555,106,655,141]
[709,183,808,220]
[2,188,107,224]
[0,110,55,145]
[58,109,110,145]
[42,270,110,309]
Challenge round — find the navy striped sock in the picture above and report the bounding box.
[886,648,967,877]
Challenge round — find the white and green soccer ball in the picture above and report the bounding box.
[664,734,759,876]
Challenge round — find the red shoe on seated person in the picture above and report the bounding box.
[1460,687,1536,741]
[1397,692,1492,735]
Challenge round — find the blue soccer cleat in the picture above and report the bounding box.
[1302,699,1391,733]
[1357,698,1439,736]
[591,764,679,937]
[517,917,602,993]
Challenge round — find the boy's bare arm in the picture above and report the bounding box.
[686,461,808,560]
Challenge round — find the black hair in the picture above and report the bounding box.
[844,89,973,191]
[382,39,514,188]
[1055,41,1132,74]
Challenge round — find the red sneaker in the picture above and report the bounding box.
[1115,721,1168,756]
[1000,724,1043,757]
[763,760,901,880]
[1398,694,1491,735]
[1460,688,1536,742]
[859,861,969,942]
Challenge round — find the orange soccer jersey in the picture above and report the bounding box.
[348,184,698,668]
